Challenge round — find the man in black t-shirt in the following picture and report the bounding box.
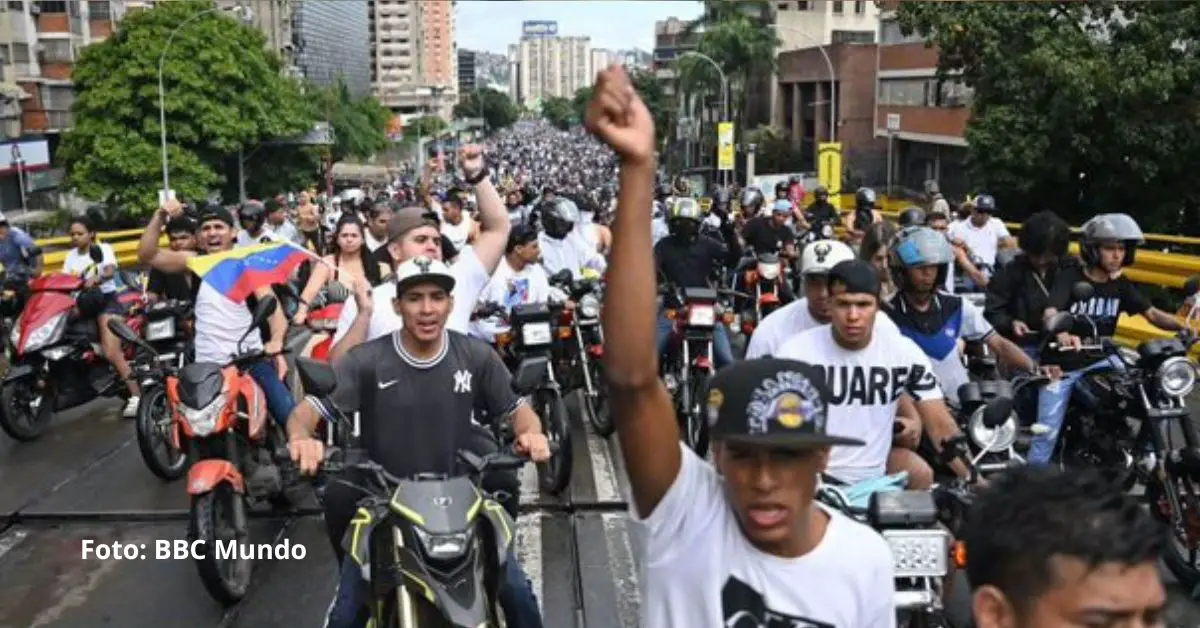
[742,201,796,259]
[1031,213,1186,465]
[286,256,548,628]
[145,216,197,302]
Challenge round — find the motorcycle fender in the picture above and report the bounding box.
[342,505,384,569]
[237,374,269,440]
[512,356,550,395]
[3,363,34,383]
[479,499,514,570]
[391,528,490,625]
[187,459,245,495]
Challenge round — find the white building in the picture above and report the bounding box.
[589,48,611,75]
[512,35,590,105]
[773,0,878,48]
[370,0,456,117]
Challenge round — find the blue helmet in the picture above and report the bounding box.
[889,226,953,291]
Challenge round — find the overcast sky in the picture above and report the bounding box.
[456,1,703,54]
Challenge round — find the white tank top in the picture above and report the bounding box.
[441,218,471,251]
[193,282,264,364]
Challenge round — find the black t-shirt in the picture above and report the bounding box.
[146,268,197,302]
[742,216,794,254]
[655,235,727,289]
[1047,265,1151,338]
[328,331,521,479]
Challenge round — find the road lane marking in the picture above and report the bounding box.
[515,512,545,616]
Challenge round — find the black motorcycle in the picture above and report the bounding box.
[126,299,194,480]
[321,447,528,628]
[547,269,611,437]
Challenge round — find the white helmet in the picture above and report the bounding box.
[801,240,855,276]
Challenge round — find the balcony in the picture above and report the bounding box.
[36,14,70,33]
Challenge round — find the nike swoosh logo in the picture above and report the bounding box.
[378,380,398,389]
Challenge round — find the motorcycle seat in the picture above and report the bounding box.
[683,287,718,302]
[296,357,336,396]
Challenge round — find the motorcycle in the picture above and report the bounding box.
[319,446,530,627]
[164,295,302,605]
[661,284,734,457]
[735,251,784,337]
[294,281,350,363]
[547,269,611,437]
[943,376,1048,478]
[0,272,145,441]
[112,299,194,481]
[0,261,32,358]
[295,355,357,452]
[1040,283,1200,587]
[484,300,575,496]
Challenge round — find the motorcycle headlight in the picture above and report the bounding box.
[579,294,601,319]
[42,345,72,361]
[412,527,472,560]
[883,529,950,578]
[687,304,716,327]
[144,318,176,341]
[520,321,553,346]
[757,262,780,281]
[967,406,1018,452]
[23,312,67,353]
[179,394,225,437]
[1157,356,1196,397]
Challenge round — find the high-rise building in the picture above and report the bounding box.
[368,0,455,116]
[456,48,476,98]
[588,48,610,77]
[294,0,371,96]
[511,23,590,106]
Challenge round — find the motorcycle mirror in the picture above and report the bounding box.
[981,396,1015,428]
[1185,275,1200,298]
[1070,281,1095,302]
[1046,311,1074,335]
[106,318,144,348]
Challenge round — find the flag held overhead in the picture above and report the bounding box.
[187,241,312,303]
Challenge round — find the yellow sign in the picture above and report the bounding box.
[717,122,735,172]
[818,142,843,202]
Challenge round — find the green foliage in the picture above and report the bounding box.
[745,125,803,175]
[572,71,669,144]
[897,1,1200,232]
[677,0,779,127]
[59,0,315,215]
[314,79,390,163]
[541,97,573,130]
[453,88,519,130]
[406,116,447,139]
[570,86,593,124]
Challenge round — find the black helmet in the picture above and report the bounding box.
[975,194,997,214]
[774,181,789,198]
[814,186,829,199]
[1080,213,1143,268]
[540,198,577,239]
[855,187,878,211]
[238,200,267,233]
[898,206,927,228]
[656,183,674,201]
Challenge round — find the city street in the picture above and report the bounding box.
[4,395,1200,627]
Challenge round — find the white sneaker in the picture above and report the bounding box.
[123,396,140,419]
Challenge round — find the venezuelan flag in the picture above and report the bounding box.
[187,241,311,303]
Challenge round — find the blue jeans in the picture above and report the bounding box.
[246,359,295,427]
[1029,356,1123,464]
[324,551,543,628]
[655,311,734,369]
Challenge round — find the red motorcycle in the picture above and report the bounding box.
[303,301,343,362]
[0,272,144,441]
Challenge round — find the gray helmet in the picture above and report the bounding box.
[889,226,953,291]
[1080,213,1143,267]
[740,187,764,212]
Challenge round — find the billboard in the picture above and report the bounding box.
[522,21,557,37]
[0,140,49,175]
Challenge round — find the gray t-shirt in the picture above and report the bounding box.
[329,330,521,478]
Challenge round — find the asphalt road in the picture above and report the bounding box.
[2,394,1200,628]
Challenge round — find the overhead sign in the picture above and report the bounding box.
[717,122,734,172]
[0,139,49,174]
[386,115,403,142]
[818,142,843,202]
[886,113,901,132]
[522,21,557,37]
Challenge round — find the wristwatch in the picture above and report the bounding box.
[464,167,490,186]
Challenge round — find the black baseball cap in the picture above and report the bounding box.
[706,359,863,448]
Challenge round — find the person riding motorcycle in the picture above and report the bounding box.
[738,186,765,224]
[945,193,1016,279]
[537,197,606,281]
[654,197,739,369]
[1032,213,1187,465]
[0,212,42,278]
[802,186,840,237]
[983,211,1075,354]
[235,200,279,248]
[884,226,1039,406]
[844,187,882,248]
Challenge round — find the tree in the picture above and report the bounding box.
[630,70,672,147]
[570,86,593,124]
[677,1,779,129]
[453,87,519,130]
[59,0,315,214]
[315,79,391,163]
[897,1,1200,232]
[541,96,573,130]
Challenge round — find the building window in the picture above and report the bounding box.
[42,84,75,110]
[777,2,790,11]
[832,30,874,44]
[34,0,67,13]
[832,1,844,14]
[87,0,110,20]
[878,78,930,107]
[39,39,71,62]
[12,43,29,63]
[6,0,19,9]
[880,18,923,45]
[854,1,866,14]
[936,80,973,107]
[797,0,810,8]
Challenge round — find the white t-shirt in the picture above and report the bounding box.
[332,247,490,344]
[440,217,473,252]
[364,229,385,254]
[194,281,263,364]
[471,258,551,341]
[63,243,119,293]
[888,295,994,406]
[236,229,281,249]
[947,217,1010,267]
[538,232,606,281]
[635,444,896,628]
[746,298,901,360]
[776,325,943,484]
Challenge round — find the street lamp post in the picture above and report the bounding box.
[678,50,729,186]
[772,25,837,143]
[158,5,250,198]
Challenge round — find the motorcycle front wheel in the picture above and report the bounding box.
[135,386,187,481]
[682,373,711,458]
[0,378,53,442]
[1147,474,1200,590]
[582,360,613,437]
[190,483,253,605]
[537,391,574,496]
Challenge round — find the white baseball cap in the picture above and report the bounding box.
[801,240,855,276]
[393,255,456,296]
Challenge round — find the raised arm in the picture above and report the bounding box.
[586,67,680,519]
[137,200,192,274]
[461,144,511,274]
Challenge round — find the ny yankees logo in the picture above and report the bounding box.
[812,242,832,264]
[453,369,472,394]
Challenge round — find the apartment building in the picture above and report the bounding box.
[589,48,610,76]
[294,1,371,96]
[652,17,696,99]
[456,48,475,97]
[874,0,971,194]
[369,0,455,116]
[513,33,590,106]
